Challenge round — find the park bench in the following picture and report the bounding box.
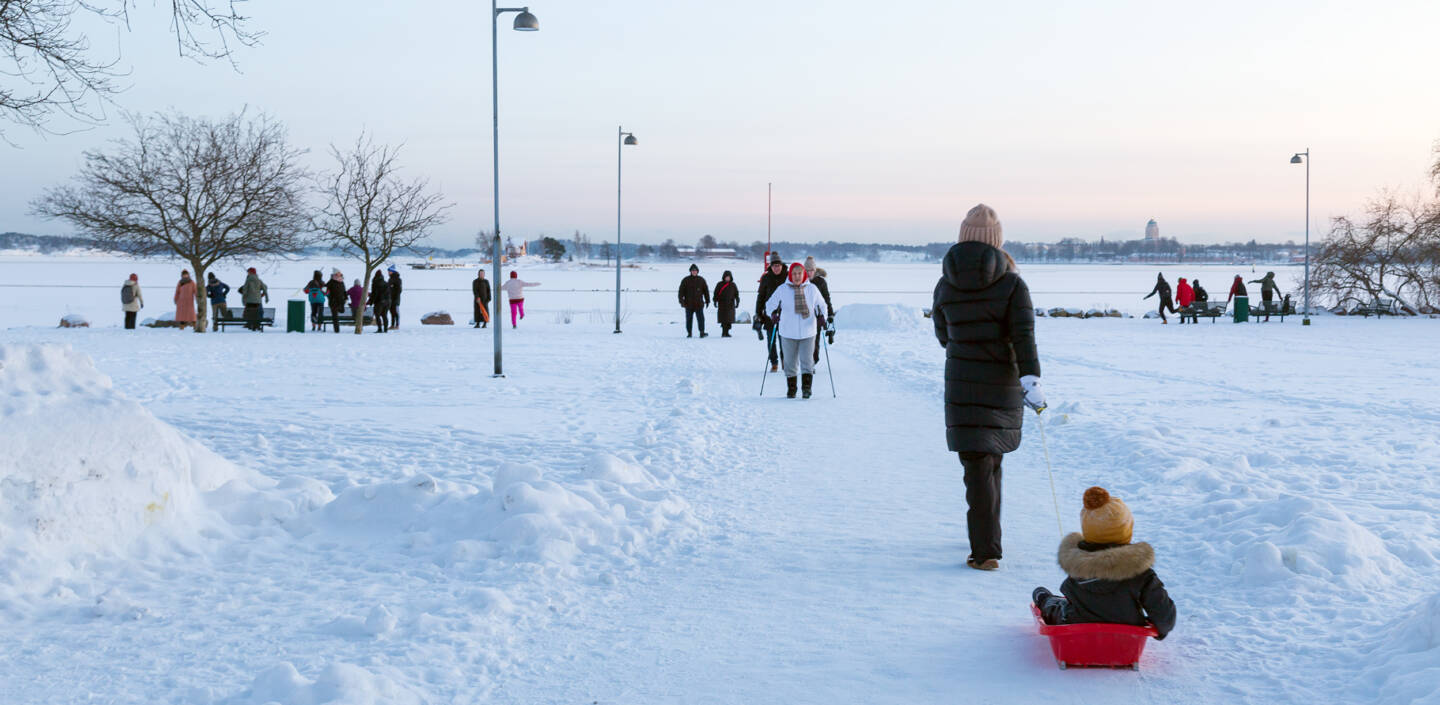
[215,306,275,330]
[1353,298,1399,318]
[1180,300,1226,323]
[320,306,376,327]
[1252,295,1296,322]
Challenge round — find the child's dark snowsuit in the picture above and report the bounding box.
[1035,532,1177,640]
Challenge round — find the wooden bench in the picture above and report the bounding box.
[215,306,275,330]
[1252,295,1296,322]
[320,306,376,327]
[1353,298,1399,318]
[1179,301,1226,323]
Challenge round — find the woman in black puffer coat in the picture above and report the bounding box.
[932,204,1043,571]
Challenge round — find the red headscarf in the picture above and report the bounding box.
[787,262,808,284]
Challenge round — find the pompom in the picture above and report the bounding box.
[1083,486,1110,510]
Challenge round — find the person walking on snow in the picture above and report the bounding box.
[238,267,269,331]
[764,262,829,399]
[368,271,391,333]
[502,271,540,329]
[1249,271,1283,321]
[1227,275,1249,323]
[121,273,144,329]
[173,269,197,330]
[755,253,789,371]
[1032,486,1177,639]
[678,263,711,338]
[805,256,835,365]
[1175,277,1195,324]
[1143,272,1177,324]
[206,273,230,330]
[931,204,1044,571]
[304,270,326,331]
[325,269,347,333]
[713,270,741,337]
[472,269,492,329]
[387,265,403,329]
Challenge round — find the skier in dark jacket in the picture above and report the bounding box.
[932,204,1043,571]
[206,273,230,329]
[713,270,740,337]
[387,265,403,329]
[678,263,710,338]
[1143,272,1177,323]
[756,253,789,370]
[325,269,347,333]
[368,271,390,333]
[804,257,834,365]
[1033,487,1177,640]
[472,269,492,329]
[1249,271,1283,321]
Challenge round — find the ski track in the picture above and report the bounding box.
[3,315,1439,703]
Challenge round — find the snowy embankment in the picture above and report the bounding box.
[0,340,694,704]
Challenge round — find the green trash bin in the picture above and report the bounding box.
[1233,296,1249,323]
[287,299,305,332]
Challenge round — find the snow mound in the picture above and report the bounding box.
[1355,592,1440,704]
[228,662,422,705]
[1213,493,1405,590]
[838,304,925,330]
[0,344,245,596]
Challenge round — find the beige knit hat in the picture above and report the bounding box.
[1080,487,1134,545]
[959,203,1003,248]
[804,256,817,273]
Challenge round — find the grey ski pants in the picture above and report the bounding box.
[780,336,816,377]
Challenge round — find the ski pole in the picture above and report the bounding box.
[1035,407,1064,539]
[759,322,777,396]
[821,320,836,398]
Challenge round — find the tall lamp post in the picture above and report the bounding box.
[615,127,637,333]
[490,2,539,377]
[1290,149,1310,326]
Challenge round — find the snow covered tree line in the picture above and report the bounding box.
[1310,143,1440,314]
[31,110,452,332]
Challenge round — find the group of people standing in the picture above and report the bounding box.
[297,265,405,333]
[1143,271,1286,323]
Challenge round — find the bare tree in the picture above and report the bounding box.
[474,228,492,252]
[312,134,451,334]
[32,109,309,331]
[1312,190,1440,313]
[1,0,262,136]
[600,240,612,265]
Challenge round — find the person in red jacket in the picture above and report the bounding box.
[1176,277,1195,324]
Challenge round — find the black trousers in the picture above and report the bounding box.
[389,302,400,328]
[310,302,323,328]
[1156,297,1176,322]
[959,451,1003,561]
[331,307,342,332]
[243,303,262,331]
[124,311,137,329]
[474,299,489,327]
[685,308,706,336]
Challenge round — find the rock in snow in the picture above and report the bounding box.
[420,311,454,325]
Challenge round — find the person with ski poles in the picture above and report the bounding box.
[804,256,835,366]
[713,270,741,337]
[1143,272,1177,324]
[764,262,828,399]
[932,204,1044,571]
[755,253,788,371]
[678,263,711,338]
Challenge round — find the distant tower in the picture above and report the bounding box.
[1145,219,1160,242]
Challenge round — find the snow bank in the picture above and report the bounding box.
[0,344,246,597]
[227,662,423,705]
[1361,592,1440,705]
[838,303,925,331]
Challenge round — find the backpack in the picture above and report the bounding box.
[307,284,326,304]
[121,283,135,305]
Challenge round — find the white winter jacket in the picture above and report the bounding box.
[501,278,539,301]
[765,280,827,340]
[121,280,144,313]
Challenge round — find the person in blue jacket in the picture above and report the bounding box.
[206,272,230,330]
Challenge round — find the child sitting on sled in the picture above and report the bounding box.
[1032,486,1177,639]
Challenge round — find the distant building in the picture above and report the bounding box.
[698,248,738,259]
[1145,219,1160,242]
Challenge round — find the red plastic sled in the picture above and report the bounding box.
[1031,605,1158,670]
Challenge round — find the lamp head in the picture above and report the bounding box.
[1290,154,1303,164]
[624,134,638,146]
[513,10,539,30]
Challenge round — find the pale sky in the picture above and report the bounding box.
[5,0,1439,247]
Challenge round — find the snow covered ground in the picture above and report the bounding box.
[2,256,1438,704]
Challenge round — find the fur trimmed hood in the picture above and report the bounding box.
[1057,532,1154,581]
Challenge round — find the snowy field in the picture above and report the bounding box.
[3,256,1439,704]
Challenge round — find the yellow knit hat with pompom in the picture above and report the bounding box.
[1080,486,1133,545]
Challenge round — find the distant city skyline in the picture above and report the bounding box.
[4,1,1439,249]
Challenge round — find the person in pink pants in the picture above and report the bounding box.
[501,271,540,328]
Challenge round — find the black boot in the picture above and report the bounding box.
[802,373,813,399]
[786,376,797,399]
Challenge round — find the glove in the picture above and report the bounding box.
[1020,375,1046,413]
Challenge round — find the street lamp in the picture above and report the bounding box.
[615,127,637,333]
[490,2,539,377]
[1291,149,1310,326]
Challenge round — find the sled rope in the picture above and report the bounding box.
[1036,410,1064,539]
